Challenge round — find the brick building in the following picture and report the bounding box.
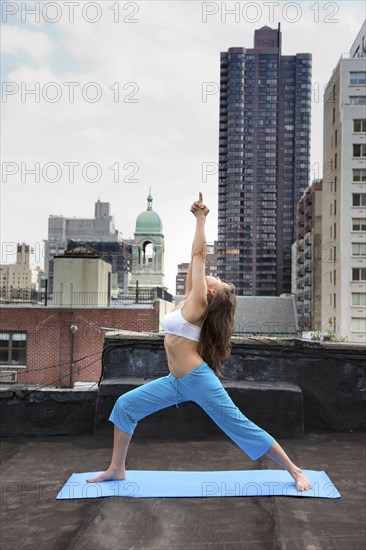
[0,304,162,386]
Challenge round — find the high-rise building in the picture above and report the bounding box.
[322,21,366,343]
[218,25,311,295]
[293,180,323,332]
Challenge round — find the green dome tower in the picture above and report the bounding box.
[128,191,166,293]
[135,192,163,235]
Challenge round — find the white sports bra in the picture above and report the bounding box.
[161,302,201,342]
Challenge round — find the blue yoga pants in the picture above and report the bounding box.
[109,361,274,461]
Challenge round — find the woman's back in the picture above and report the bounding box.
[162,298,206,378]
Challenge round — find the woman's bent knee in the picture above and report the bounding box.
[109,393,139,434]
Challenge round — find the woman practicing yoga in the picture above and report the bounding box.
[87,193,311,491]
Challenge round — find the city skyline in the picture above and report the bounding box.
[2,1,366,294]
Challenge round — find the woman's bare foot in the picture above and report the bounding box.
[86,467,126,483]
[292,467,312,491]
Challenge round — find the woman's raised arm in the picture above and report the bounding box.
[184,193,210,314]
[184,193,209,297]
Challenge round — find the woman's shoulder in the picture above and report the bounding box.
[180,293,208,324]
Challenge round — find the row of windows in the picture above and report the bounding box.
[353,119,366,132]
[352,194,366,207]
[352,293,366,306]
[352,243,366,256]
[352,268,366,281]
[243,79,278,86]
[353,144,366,157]
[236,70,278,78]
[353,169,366,182]
[350,96,366,105]
[0,333,27,365]
[350,318,366,332]
[350,72,366,85]
[352,218,366,231]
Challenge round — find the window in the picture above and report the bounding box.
[352,267,366,281]
[353,119,366,132]
[351,318,366,332]
[353,144,366,157]
[350,96,366,105]
[350,72,366,85]
[353,169,366,182]
[352,194,366,207]
[352,218,366,231]
[352,293,366,306]
[0,333,27,366]
[352,243,366,256]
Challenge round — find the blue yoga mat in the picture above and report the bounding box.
[57,470,341,499]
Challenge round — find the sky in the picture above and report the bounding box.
[1,0,366,294]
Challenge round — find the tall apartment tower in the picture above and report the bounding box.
[322,21,366,343]
[218,25,311,295]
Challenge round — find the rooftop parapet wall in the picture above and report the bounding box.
[101,334,366,433]
[1,335,364,437]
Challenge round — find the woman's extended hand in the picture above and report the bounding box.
[190,192,210,218]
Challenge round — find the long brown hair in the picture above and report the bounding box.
[197,283,236,378]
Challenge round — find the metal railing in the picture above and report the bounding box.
[0,287,173,306]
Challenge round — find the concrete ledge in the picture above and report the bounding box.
[95,378,304,440]
[0,389,96,437]
[102,336,366,433]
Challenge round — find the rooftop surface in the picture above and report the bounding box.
[1,432,365,550]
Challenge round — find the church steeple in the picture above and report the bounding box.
[147,187,153,211]
[129,191,166,293]
[135,188,163,235]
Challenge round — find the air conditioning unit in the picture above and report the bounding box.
[0,371,17,383]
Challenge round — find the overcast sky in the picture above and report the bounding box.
[1,0,365,293]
